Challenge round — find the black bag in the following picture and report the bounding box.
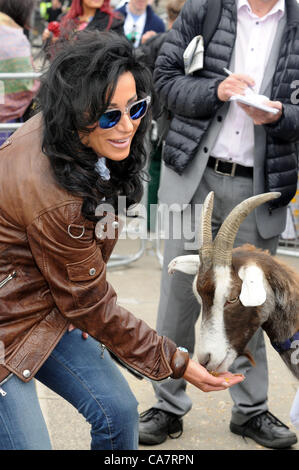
[202,0,222,47]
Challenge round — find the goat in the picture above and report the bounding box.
[168,191,299,379]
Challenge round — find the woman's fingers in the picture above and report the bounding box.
[183,359,245,392]
[204,372,244,388]
[68,324,88,339]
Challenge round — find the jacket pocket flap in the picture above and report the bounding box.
[66,249,103,282]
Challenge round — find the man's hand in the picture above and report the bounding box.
[42,28,51,42]
[238,100,283,125]
[141,30,157,44]
[183,358,245,392]
[217,73,255,102]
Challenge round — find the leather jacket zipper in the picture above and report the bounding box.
[0,373,13,397]
[0,271,16,289]
[0,374,12,397]
[0,272,16,397]
[100,343,106,358]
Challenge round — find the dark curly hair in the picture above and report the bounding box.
[37,30,153,221]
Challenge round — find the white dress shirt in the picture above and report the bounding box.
[123,6,146,48]
[211,0,285,167]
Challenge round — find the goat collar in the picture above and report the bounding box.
[271,331,299,354]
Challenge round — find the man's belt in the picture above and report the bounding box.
[207,156,253,178]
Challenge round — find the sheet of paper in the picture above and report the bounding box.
[229,93,279,115]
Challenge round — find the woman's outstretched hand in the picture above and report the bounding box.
[183,358,245,392]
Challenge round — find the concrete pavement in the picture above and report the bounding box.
[36,238,299,451]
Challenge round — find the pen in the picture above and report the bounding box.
[223,67,255,91]
[223,67,232,76]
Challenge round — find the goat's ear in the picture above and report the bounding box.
[238,265,267,307]
[168,255,200,275]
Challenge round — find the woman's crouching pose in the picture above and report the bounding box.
[0,31,244,450]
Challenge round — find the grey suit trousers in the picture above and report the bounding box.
[152,166,279,425]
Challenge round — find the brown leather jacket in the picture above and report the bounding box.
[0,114,189,385]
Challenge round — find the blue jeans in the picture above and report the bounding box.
[0,329,139,450]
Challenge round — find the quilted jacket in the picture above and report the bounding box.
[154,0,299,209]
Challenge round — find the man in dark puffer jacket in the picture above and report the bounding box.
[139,0,299,450]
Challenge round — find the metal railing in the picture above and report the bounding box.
[277,205,299,257]
[154,201,299,264]
[277,242,299,258]
[0,72,42,131]
[0,73,41,79]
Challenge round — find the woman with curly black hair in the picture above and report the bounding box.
[0,31,244,450]
[40,30,149,222]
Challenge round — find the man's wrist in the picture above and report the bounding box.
[266,103,284,127]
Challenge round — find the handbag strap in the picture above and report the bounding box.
[202,0,223,46]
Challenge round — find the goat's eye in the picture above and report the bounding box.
[226,296,239,304]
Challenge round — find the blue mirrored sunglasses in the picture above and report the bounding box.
[98,96,151,129]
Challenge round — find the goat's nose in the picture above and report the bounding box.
[199,353,211,368]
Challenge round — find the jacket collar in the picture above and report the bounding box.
[229,0,299,25]
[237,0,285,18]
[285,0,299,26]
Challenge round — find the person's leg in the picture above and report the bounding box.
[201,169,296,447]
[35,329,139,450]
[139,173,218,445]
[152,223,199,416]
[0,375,52,450]
[139,220,199,444]
[152,190,213,416]
[208,169,278,423]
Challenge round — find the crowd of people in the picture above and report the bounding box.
[0,0,298,452]
[0,0,39,144]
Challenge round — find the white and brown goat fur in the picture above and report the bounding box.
[168,192,299,379]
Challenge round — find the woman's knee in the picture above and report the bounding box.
[89,389,139,449]
[119,390,139,424]
[93,389,138,431]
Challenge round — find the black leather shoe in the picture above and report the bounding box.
[230,411,298,449]
[139,408,183,445]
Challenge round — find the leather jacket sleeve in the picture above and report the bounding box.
[26,202,188,381]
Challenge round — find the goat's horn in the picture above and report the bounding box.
[213,192,281,267]
[199,191,214,269]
